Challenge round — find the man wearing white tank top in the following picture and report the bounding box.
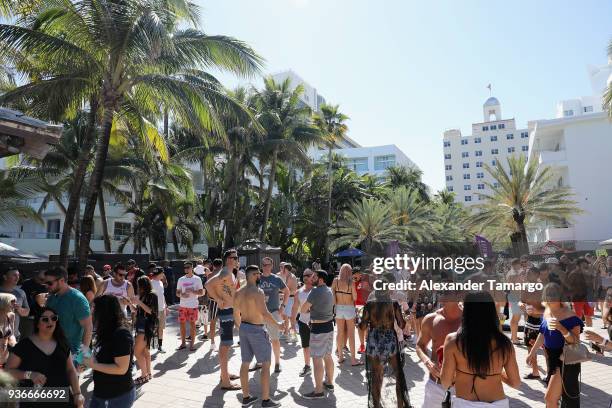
[96,263,136,314]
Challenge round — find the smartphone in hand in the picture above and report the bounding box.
[591,342,604,355]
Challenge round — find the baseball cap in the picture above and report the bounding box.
[103,264,112,270]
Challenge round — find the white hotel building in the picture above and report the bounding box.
[526,61,612,248]
[443,97,530,205]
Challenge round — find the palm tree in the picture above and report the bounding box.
[385,165,430,201]
[0,0,263,267]
[0,168,42,227]
[466,155,582,256]
[330,197,405,259]
[388,187,434,242]
[313,103,349,264]
[254,76,320,241]
[434,189,456,206]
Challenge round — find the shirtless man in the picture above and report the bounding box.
[416,290,462,408]
[279,263,298,341]
[205,249,240,390]
[520,266,545,380]
[234,265,283,408]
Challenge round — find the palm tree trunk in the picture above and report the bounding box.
[172,228,180,258]
[59,95,98,267]
[78,98,117,269]
[260,150,277,241]
[324,144,333,265]
[74,199,81,257]
[98,190,112,252]
[224,149,240,249]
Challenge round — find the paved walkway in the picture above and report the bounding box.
[80,309,612,407]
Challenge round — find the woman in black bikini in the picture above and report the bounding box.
[440,291,520,407]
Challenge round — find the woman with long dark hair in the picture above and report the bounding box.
[359,274,411,408]
[83,295,135,407]
[5,307,83,407]
[133,275,158,385]
[440,291,520,407]
[526,283,583,408]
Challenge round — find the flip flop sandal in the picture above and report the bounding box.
[220,384,241,391]
[134,376,147,386]
[176,344,187,351]
[229,374,240,380]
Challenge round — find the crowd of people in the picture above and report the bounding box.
[0,251,609,408]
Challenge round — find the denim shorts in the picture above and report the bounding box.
[239,322,271,363]
[335,304,356,320]
[90,387,135,408]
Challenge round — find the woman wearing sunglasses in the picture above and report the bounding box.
[5,307,83,407]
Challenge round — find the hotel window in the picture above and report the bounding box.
[493,182,500,188]
[347,157,368,172]
[461,139,468,145]
[464,185,471,191]
[462,152,469,158]
[46,219,61,239]
[445,164,452,170]
[475,150,482,157]
[446,175,453,181]
[374,155,395,171]
[462,163,469,169]
[448,186,454,192]
[113,222,131,240]
[563,110,574,117]
[491,148,499,154]
[465,196,472,202]
[443,141,451,147]
[463,174,470,180]
[521,132,528,138]
[445,154,451,160]
[474,137,481,144]
[491,159,497,166]
[584,106,593,113]
[482,126,489,131]
[506,134,514,140]
[476,172,484,179]
[522,145,529,152]
[507,147,515,153]
[499,124,505,129]
[490,135,497,142]
[476,161,483,168]
[490,125,497,130]
[477,184,485,190]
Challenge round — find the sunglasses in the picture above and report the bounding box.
[40,315,58,323]
[116,272,127,277]
[44,279,59,286]
[229,256,239,260]
[262,263,272,267]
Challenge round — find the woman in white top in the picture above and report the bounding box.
[150,268,167,353]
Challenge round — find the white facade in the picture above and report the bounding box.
[309,144,418,177]
[442,97,530,205]
[526,61,612,248]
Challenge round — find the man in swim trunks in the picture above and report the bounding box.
[205,249,241,390]
[416,291,462,408]
[234,265,283,408]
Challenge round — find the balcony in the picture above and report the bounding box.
[545,226,575,242]
[538,149,567,165]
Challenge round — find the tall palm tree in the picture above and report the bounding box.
[313,103,349,264]
[434,189,456,206]
[0,0,263,267]
[385,165,430,201]
[330,197,405,259]
[388,187,434,242]
[254,76,320,241]
[466,155,582,255]
[0,168,42,227]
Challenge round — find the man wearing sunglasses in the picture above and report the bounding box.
[96,263,136,314]
[44,266,93,365]
[176,262,204,351]
[205,249,241,390]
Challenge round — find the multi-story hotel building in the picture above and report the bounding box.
[442,97,530,205]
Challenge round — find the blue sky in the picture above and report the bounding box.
[197,0,611,192]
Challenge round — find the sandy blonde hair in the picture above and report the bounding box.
[0,293,16,314]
